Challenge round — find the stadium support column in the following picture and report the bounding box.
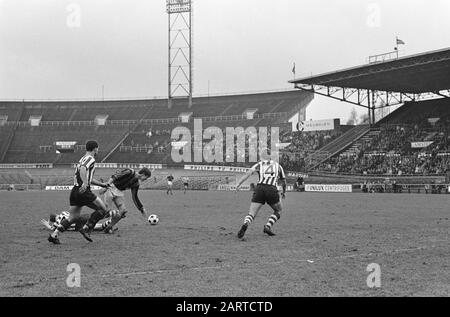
[367,89,372,127]
[371,91,376,125]
[166,0,193,109]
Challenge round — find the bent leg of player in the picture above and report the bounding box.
[73,213,113,232]
[99,187,117,233]
[73,214,90,231]
[48,206,82,244]
[264,202,282,236]
[237,202,264,239]
[103,197,127,233]
[94,218,113,232]
[79,197,110,241]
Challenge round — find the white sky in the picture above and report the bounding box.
[1,0,449,122]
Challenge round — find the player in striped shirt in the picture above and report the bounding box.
[235,158,287,239]
[41,210,119,233]
[48,140,110,244]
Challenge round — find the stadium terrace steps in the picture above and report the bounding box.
[0,102,23,122]
[0,126,14,162]
[2,125,130,164]
[340,129,381,157]
[306,125,371,170]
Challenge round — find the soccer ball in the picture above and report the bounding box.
[148,214,159,225]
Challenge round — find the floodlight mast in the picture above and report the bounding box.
[166,0,193,109]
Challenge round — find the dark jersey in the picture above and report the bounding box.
[167,175,174,182]
[74,154,95,187]
[112,168,139,191]
[111,168,144,211]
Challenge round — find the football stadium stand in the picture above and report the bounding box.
[316,98,450,176]
[289,48,450,177]
[0,90,313,166]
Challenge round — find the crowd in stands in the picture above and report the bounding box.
[280,129,343,171]
[318,115,450,176]
[120,127,172,154]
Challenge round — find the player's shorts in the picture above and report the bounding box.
[69,186,98,207]
[183,183,189,187]
[104,184,125,199]
[168,181,173,187]
[251,184,280,206]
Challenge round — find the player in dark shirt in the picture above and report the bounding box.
[100,167,152,233]
[167,174,174,195]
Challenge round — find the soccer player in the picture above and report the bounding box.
[182,176,189,194]
[100,167,152,233]
[48,140,110,244]
[236,158,287,239]
[41,210,119,233]
[167,174,174,195]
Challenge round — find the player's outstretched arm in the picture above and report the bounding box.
[131,186,146,216]
[91,179,110,188]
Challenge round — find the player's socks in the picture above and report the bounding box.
[265,213,280,229]
[51,219,71,238]
[79,211,106,242]
[86,210,107,230]
[238,214,254,239]
[101,220,112,230]
[103,216,121,232]
[263,213,280,236]
[244,214,255,226]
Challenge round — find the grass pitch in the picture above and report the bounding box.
[0,190,448,297]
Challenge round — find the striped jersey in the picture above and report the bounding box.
[74,154,96,187]
[251,160,286,187]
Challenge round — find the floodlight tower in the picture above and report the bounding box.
[166,0,193,109]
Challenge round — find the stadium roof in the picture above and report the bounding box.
[290,47,450,94]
